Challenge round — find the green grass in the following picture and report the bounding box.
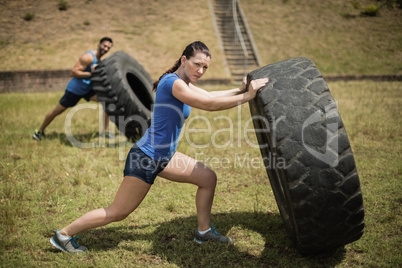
[0,82,401,267]
[1,0,400,266]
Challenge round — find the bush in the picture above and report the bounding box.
[58,0,68,11]
[361,4,380,16]
[351,1,361,10]
[23,12,35,21]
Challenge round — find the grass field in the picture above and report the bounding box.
[1,0,401,267]
[0,81,401,267]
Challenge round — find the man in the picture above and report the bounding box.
[32,37,113,141]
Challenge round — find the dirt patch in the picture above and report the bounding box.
[0,0,228,79]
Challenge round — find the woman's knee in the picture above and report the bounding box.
[209,169,217,185]
[198,166,217,188]
[105,206,131,223]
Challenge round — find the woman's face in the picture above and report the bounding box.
[182,51,210,83]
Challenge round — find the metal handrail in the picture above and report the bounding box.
[232,0,248,77]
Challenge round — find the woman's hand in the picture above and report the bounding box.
[239,76,248,93]
[246,78,269,98]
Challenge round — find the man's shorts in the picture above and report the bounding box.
[59,90,96,108]
[124,145,170,185]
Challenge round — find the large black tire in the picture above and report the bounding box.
[248,57,364,254]
[92,51,155,139]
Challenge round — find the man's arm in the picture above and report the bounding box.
[70,52,94,78]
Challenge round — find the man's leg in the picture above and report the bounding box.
[104,113,110,133]
[38,103,67,133]
[90,94,110,133]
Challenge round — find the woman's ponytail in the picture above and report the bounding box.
[152,59,181,91]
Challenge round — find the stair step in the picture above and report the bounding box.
[213,0,259,83]
[228,60,258,64]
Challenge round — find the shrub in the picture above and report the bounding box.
[361,4,380,16]
[351,1,361,10]
[58,0,68,11]
[23,12,35,21]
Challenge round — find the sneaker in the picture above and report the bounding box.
[50,230,87,253]
[105,132,115,139]
[99,132,115,139]
[32,130,45,141]
[194,223,233,245]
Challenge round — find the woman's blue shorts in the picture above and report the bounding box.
[124,146,170,185]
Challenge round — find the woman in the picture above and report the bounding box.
[50,41,268,253]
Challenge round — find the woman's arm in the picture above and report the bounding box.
[189,77,247,97]
[173,78,268,111]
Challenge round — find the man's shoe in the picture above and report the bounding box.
[194,224,233,245]
[50,230,87,253]
[32,130,45,141]
[100,132,115,139]
[105,132,115,139]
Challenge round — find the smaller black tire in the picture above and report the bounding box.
[92,51,155,139]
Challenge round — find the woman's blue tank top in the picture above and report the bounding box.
[137,73,191,161]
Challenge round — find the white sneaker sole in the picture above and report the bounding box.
[50,237,66,252]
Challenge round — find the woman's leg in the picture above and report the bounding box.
[158,152,217,232]
[60,176,151,237]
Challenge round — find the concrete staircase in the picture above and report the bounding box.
[210,0,260,84]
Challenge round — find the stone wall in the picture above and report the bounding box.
[0,69,232,93]
[0,70,400,94]
[0,70,71,93]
